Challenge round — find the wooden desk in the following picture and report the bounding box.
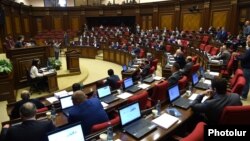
[45,71,59,93]
[67,46,98,59]
[0,73,16,102]
[103,48,132,65]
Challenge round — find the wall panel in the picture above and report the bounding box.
[53,16,63,31]
[160,14,173,29]
[70,16,80,31]
[211,11,228,28]
[14,17,21,34]
[36,18,43,33]
[5,16,12,34]
[24,18,30,33]
[182,13,201,31]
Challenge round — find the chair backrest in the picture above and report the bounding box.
[192,56,198,63]
[204,45,212,53]
[229,69,244,87]
[36,107,48,113]
[151,81,168,105]
[178,76,188,90]
[127,91,149,110]
[149,66,155,74]
[181,122,206,141]
[199,43,206,51]
[139,49,145,58]
[219,105,250,125]
[151,59,158,71]
[191,63,200,74]
[202,35,209,44]
[231,76,246,94]
[91,113,120,133]
[209,47,219,56]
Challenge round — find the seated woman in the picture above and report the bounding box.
[30,58,47,91]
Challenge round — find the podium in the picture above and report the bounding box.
[66,50,80,73]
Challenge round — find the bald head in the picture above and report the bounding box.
[19,102,37,119]
[175,49,183,56]
[245,21,249,25]
[186,56,192,62]
[72,90,87,105]
[21,90,30,100]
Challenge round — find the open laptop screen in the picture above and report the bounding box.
[48,122,85,141]
[119,102,141,126]
[60,96,73,109]
[123,77,133,89]
[192,73,199,85]
[168,84,180,102]
[200,67,205,77]
[122,65,128,71]
[97,86,111,98]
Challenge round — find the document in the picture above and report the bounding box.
[54,90,68,98]
[188,93,209,103]
[209,71,220,76]
[154,76,163,81]
[152,113,179,129]
[101,102,108,109]
[117,92,133,99]
[204,79,211,85]
[138,83,150,89]
[46,96,58,104]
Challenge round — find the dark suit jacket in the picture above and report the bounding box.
[214,50,231,65]
[181,62,193,76]
[167,71,182,86]
[104,75,120,90]
[191,93,242,124]
[141,64,151,78]
[68,98,109,135]
[14,41,23,48]
[11,99,45,119]
[2,120,55,141]
[174,56,186,69]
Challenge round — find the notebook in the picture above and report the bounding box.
[47,122,85,141]
[60,95,74,117]
[118,102,157,139]
[123,77,141,93]
[192,73,210,90]
[167,84,193,109]
[97,86,119,104]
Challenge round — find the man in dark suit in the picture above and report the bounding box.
[180,56,193,76]
[11,90,45,119]
[104,69,120,90]
[15,35,24,48]
[1,102,55,141]
[212,45,231,65]
[174,49,186,69]
[191,77,242,124]
[68,91,109,135]
[168,62,182,86]
[140,60,151,78]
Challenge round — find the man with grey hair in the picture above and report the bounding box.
[243,20,250,37]
[11,90,45,119]
[1,102,55,141]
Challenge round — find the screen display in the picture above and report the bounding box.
[48,124,84,141]
[200,67,205,77]
[192,73,199,85]
[119,102,141,126]
[168,85,180,102]
[124,78,133,88]
[60,96,73,109]
[97,86,111,98]
[122,65,127,71]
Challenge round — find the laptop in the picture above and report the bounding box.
[167,84,193,109]
[122,65,128,72]
[97,86,119,104]
[47,122,85,141]
[192,73,210,90]
[200,67,214,80]
[143,75,155,83]
[123,77,141,93]
[118,102,157,139]
[60,95,74,117]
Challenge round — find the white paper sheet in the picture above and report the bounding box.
[46,96,58,103]
[138,83,150,89]
[117,92,133,99]
[152,113,179,129]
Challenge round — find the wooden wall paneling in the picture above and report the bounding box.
[211,11,228,29]
[70,16,80,32]
[174,5,181,30]
[14,16,21,34]
[182,13,201,31]
[159,14,173,30]
[36,18,43,33]
[148,15,152,29]
[135,8,141,26]
[152,7,158,28]
[23,17,30,34]
[202,2,211,30]
[43,15,52,31]
[142,16,147,30]
[63,14,69,31]
[229,0,239,34]
[5,16,12,35]
[53,16,63,31]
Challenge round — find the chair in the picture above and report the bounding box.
[204,45,212,53]
[151,59,158,71]
[149,66,155,75]
[199,43,206,51]
[209,47,219,56]
[178,76,188,90]
[202,35,209,44]
[139,49,145,58]
[191,63,200,74]
[149,81,168,106]
[180,122,206,141]
[127,91,151,110]
[26,68,40,94]
[229,69,243,87]
[220,55,234,78]
[36,107,48,113]
[191,56,197,63]
[230,76,246,95]
[91,113,120,133]
[219,105,250,125]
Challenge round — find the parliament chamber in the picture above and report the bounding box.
[0,0,250,141]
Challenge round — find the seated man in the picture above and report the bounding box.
[11,90,45,119]
[104,69,120,90]
[1,102,55,141]
[212,45,231,65]
[191,77,242,124]
[174,49,186,69]
[180,56,193,76]
[168,62,182,86]
[140,60,151,78]
[68,91,109,135]
[15,35,24,48]
[72,83,84,92]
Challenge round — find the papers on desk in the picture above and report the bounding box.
[43,69,55,75]
[129,68,136,71]
[117,92,133,99]
[154,76,163,81]
[209,71,220,76]
[54,90,68,98]
[169,60,175,63]
[188,93,209,103]
[68,91,74,95]
[101,102,108,108]
[209,60,220,64]
[152,113,179,129]
[133,65,139,67]
[138,83,150,89]
[204,80,211,85]
[46,96,58,104]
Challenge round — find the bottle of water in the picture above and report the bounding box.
[156,100,161,116]
[107,124,113,141]
[188,83,193,96]
[51,104,56,120]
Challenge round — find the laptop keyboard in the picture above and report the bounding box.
[125,119,149,132]
[196,83,209,89]
[101,95,117,103]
